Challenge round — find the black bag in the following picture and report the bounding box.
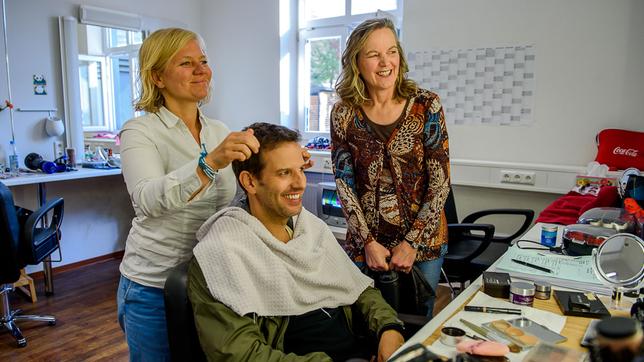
[363,265,436,316]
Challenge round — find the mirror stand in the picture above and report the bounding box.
[592,233,644,311]
[609,287,628,311]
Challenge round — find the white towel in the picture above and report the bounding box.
[194,206,373,317]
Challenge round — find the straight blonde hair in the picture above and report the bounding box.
[134,28,209,113]
[335,18,417,106]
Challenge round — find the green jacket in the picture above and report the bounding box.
[188,259,403,362]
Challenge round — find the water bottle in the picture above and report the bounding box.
[377,270,400,311]
[8,140,19,174]
[0,144,6,172]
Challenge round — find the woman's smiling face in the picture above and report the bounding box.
[357,27,400,96]
[155,39,212,105]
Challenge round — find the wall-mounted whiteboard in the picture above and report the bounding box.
[408,45,535,126]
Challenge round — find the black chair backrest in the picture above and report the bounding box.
[21,197,64,264]
[163,262,206,362]
[0,182,22,284]
[444,186,459,224]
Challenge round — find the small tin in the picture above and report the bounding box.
[440,327,466,346]
[541,225,558,247]
[534,282,551,300]
[510,281,535,306]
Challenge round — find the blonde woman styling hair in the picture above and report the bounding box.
[117,27,259,360]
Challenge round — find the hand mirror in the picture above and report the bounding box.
[592,233,644,309]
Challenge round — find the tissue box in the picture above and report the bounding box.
[572,176,617,196]
[482,271,512,298]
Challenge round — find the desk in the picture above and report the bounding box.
[1,168,122,294]
[395,223,631,359]
[1,168,121,187]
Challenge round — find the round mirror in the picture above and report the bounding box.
[593,233,644,289]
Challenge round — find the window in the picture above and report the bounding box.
[78,24,143,132]
[288,0,402,138]
[301,32,341,133]
[79,55,107,128]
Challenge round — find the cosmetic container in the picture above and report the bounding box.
[440,327,466,346]
[534,282,551,300]
[509,281,535,306]
[591,316,643,362]
[540,225,557,247]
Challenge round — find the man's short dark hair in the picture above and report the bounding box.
[232,122,301,188]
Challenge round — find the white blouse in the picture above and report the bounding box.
[118,106,237,288]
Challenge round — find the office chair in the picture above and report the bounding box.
[163,262,207,362]
[442,186,534,291]
[0,181,63,347]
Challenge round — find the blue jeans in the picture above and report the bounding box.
[416,244,448,317]
[117,275,171,362]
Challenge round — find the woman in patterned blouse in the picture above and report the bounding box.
[330,18,451,317]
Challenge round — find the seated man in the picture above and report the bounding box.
[188,122,405,361]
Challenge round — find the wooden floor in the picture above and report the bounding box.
[0,258,128,362]
[0,258,453,361]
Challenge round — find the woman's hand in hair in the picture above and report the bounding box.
[205,129,260,170]
[301,148,314,169]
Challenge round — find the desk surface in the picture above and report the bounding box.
[1,167,121,187]
[396,223,630,358]
[419,287,628,353]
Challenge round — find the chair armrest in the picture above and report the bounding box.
[461,209,534,243]
[447,223,495,262]
[23,197,64,246]
[397,312,431,340]
[397,312,431,328]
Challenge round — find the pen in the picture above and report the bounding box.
[511,258,552,273]
[464,306,522,315]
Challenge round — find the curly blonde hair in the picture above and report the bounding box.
[134,28,209,113]
[335,18,417,106]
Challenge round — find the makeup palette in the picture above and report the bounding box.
[483,317,566,349]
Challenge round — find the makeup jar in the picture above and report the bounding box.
[534,282,551,300]
[592,316,643,362]
[509,281,535,306]
[440,327,466,346]
[540,225,558,247]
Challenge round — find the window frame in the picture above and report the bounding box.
[78,26,143,133]
[293,0,403,140]
[298,27,347,138]
[78,54,112,132]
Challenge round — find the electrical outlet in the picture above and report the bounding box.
[322,158,332,170]
[521,171,536,185]
[500,170,536,185]
[500,170,513,183]
[53,141,64,159]
[500,170,520,184]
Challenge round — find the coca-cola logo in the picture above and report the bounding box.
[613,147,639,157]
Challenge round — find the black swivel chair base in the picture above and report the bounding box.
[1,284,56,348]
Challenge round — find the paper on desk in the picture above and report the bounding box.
[427,291,566,362]
[493,246,612,295]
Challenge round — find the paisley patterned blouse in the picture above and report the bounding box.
[330,89,451,262]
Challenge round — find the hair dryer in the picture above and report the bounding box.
[24,153,66,174]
